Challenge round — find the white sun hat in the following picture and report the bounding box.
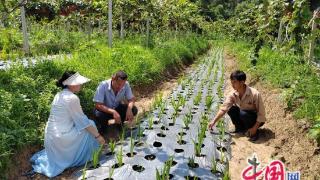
[62,72,91,86]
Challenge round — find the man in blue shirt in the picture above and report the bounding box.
[93,70,138,133]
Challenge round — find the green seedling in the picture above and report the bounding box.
[223,164,230,180]
[200,114,209,133]
[188,156,196,167]
[156,156,173,180]
[120,126,126,143]
[159,102,166,119]
[192,139,201,156]
[183,116,190,129]
[92,144,103,168]
[197,128,205,146]
[177,94,186,107]
[186,111,193,123]
[194,92,202,105]
[81,161,88,180]
[211,157,217,173]
[130,131,135,157]
[205,95,214,110]
[178,75,184,85]
[153,92,163,109]
[218,119,225,140]
[171,98,180,115]
[108,166,115,179]
[137,122,144,141]
[177,129,184,144]
[108,140,116,154]
[116,146,123,166]
[220,149,225,164]
[148,115,154,129]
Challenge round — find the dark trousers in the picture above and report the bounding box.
[94,104,138,133]
[227,106,264,131]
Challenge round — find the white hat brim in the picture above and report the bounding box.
[62,72,91,86]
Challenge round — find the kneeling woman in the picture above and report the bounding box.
[30,71,105,177]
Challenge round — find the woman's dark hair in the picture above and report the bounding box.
[230,70,246,81]
[56,71,76,89]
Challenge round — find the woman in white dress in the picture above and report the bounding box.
[30,71,105,178]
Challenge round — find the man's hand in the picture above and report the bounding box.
[247,127,257,137]
[126,108,134,122]
[208,120,216,130]
[112,111,121,124]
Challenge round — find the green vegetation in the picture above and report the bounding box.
[92,145,103,168]
[148,114,154,129]
[205,95,214,110]
[108,140,116,155]
[211,157,217,174]
[129,131,135,157]
[194,91,202,105]
[116,146,124,166]
[156,156,173,180]
[192,139,202,157]
[188,156,196,168]
[81,161,88,180]
[177,129,184,144]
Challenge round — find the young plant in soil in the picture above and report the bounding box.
[194,92,202,106]
[153,92,163,109]
[177,129,185,145]
[129,131,135,157]
[171,98,180,116]
[92,144,103,168]
[223,164,230,180]
[137,122,144,142]
[183,116,190,129]
[205,95,214,110]
[108,140,116,155]
[217,119,226,141]
[200,114,208,133]
[158,102,166,120]
[197,128,205,146]
[211,157,219,174]
[156,156,174,180]
[188,156,199,168]
[108,166,115,180]
[120,126,127,144]
[220,149,225,164]
[81,161,88,180]
[148,115,154,129]
[116,146,124,167]
[177,94,186,107]
[192,139,202,157]
[186,111,193,123]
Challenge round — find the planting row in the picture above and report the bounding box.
[76,48,231,180]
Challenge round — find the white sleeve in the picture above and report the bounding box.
[67,95,94,132]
